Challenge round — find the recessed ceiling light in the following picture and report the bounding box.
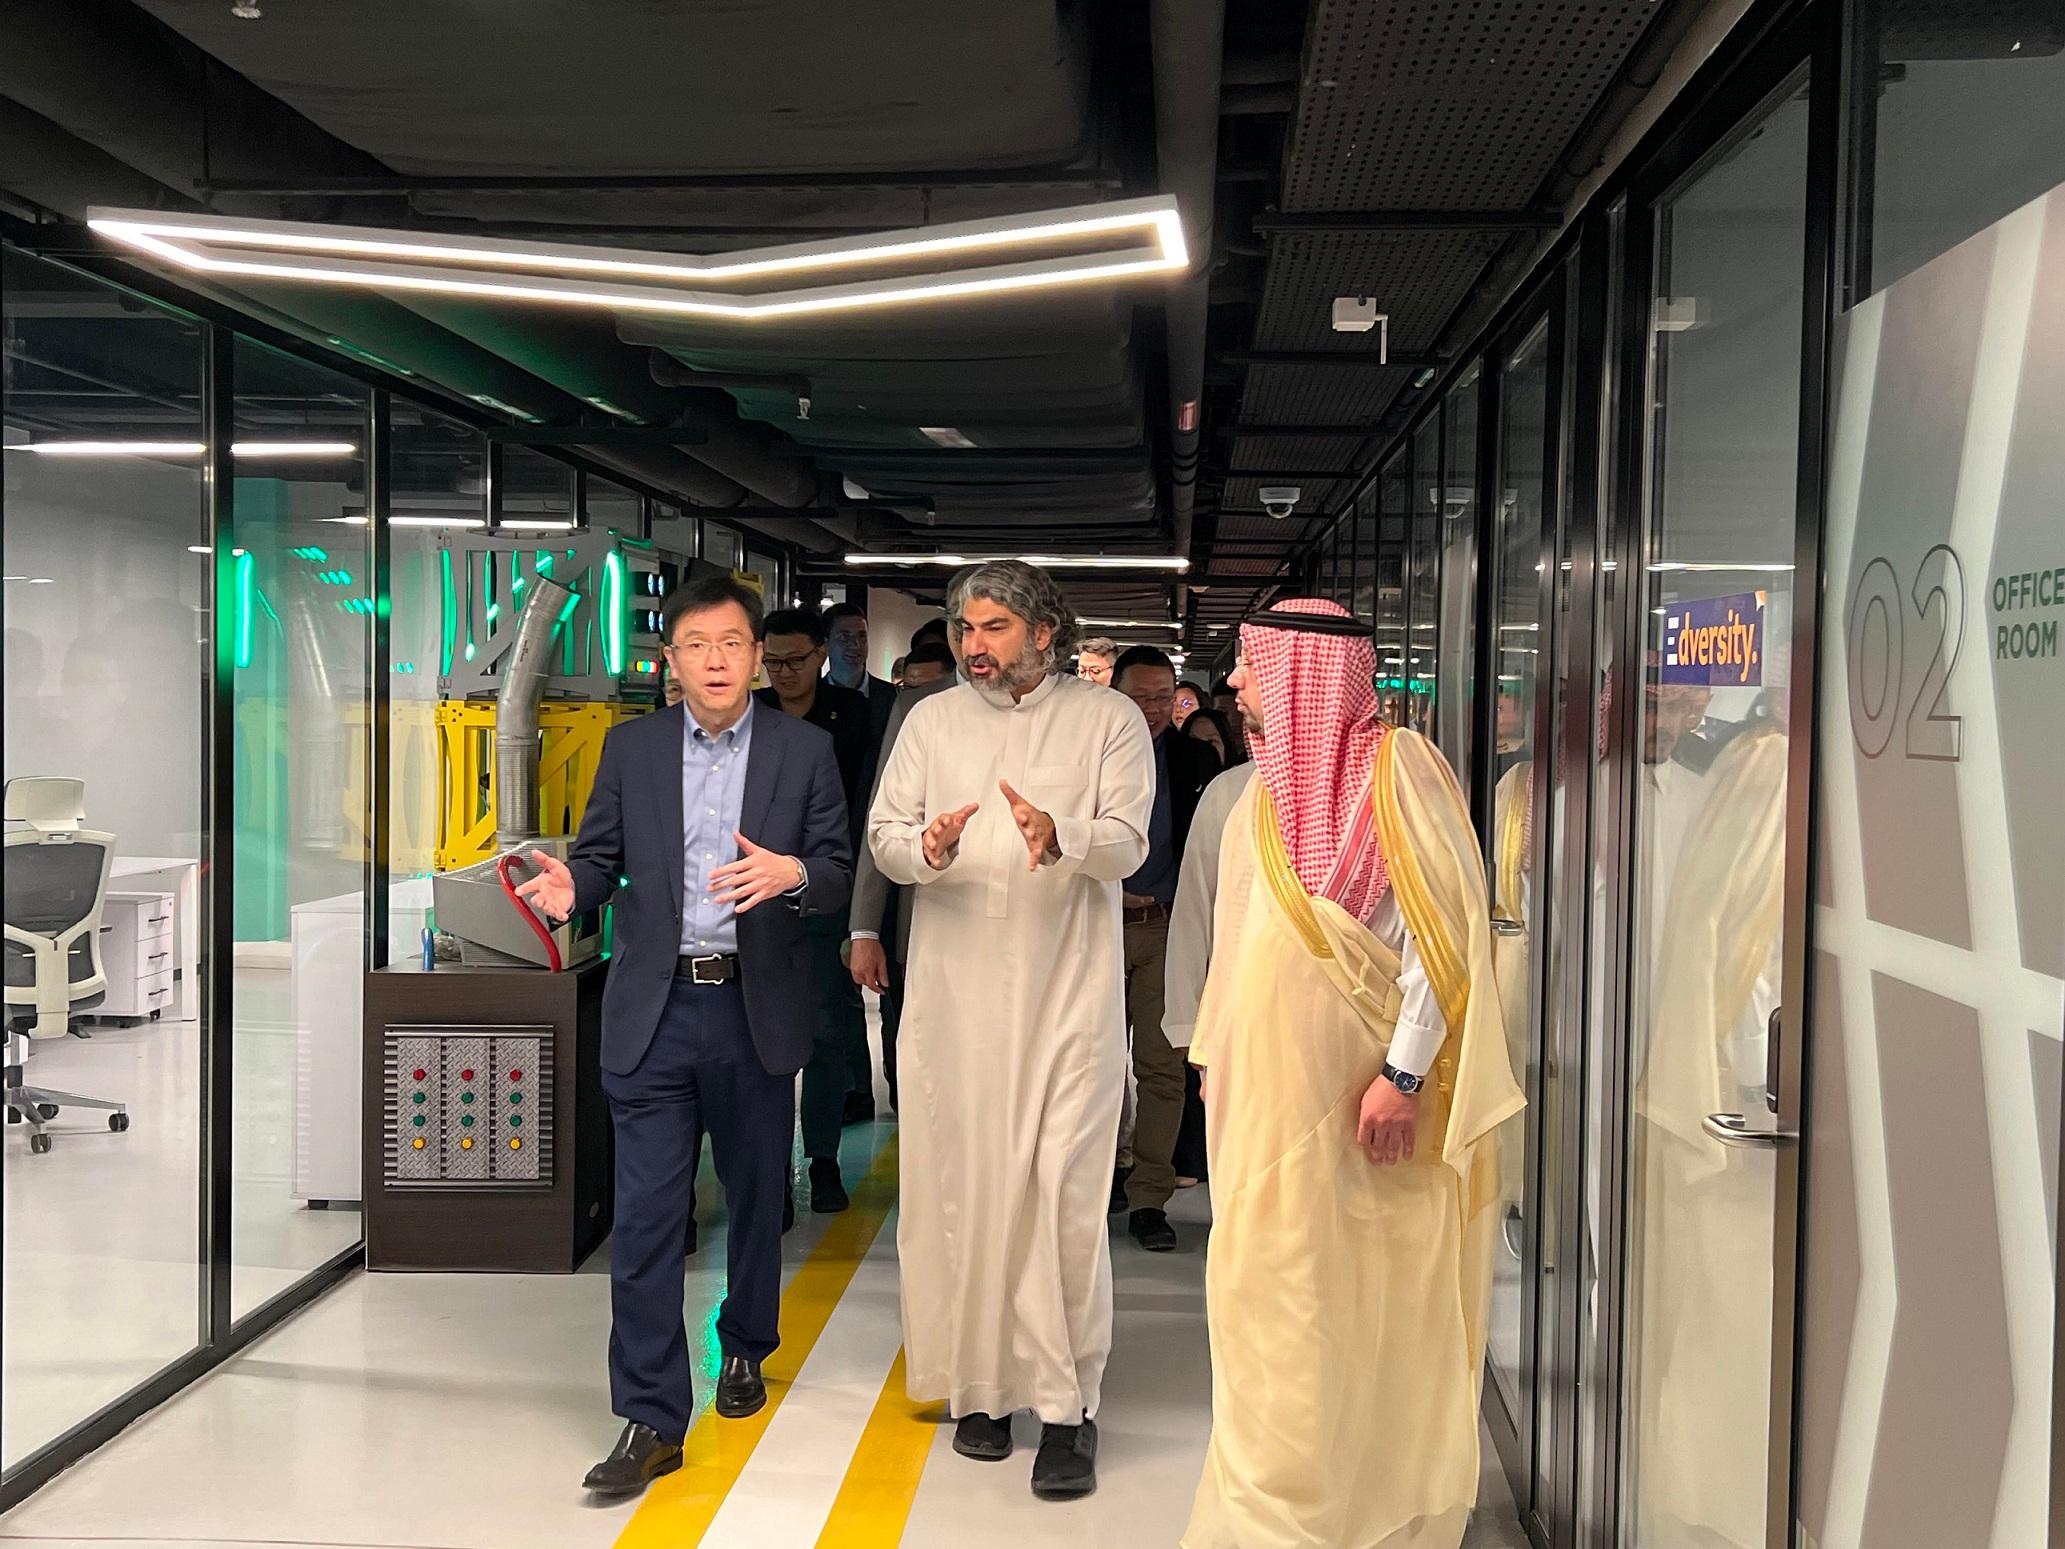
[1078,617,1182,630]
[87,196,1189,322]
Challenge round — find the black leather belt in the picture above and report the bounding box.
[1123,900,1170,924]
[674,952,741,985]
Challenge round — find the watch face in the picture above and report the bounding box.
[1390,1067,1423,1094]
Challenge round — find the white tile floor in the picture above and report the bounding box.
[3,1007,1531,1549]
[3,967,361,1469]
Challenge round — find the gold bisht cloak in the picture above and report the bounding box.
[1184,727,1525,1549]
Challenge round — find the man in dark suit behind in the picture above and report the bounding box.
[845,633,959,1108]
[518,573,851,1499]
[1108,644,1221,1253]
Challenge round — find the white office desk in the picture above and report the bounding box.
[109,856,200,1022]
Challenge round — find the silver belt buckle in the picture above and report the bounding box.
[690,954,726,985]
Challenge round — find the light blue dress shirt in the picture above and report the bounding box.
[680,699,755,955]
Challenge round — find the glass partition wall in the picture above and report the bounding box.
[0,241,789,1505]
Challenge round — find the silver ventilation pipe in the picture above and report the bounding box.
[493,573,574,849]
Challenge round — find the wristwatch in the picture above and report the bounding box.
[1381,1061,1424,1097]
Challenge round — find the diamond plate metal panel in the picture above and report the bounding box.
[441,1037,492,1182]
[390,1036,441,1183]
[491,1036,544,1182]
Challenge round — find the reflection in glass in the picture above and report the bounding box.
[1623,78,1806,1549]
[387,404,485,964]
[3,249,208,1464]
[1859,2,2065,297]
[1437,365,1481,780]
[1376,456,1410,726]
[1409,415,1442,735]
[1487,318,1549,1413]
[230,339,369,1320]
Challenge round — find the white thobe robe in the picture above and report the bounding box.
[868,671,1154,1423]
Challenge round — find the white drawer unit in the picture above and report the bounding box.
[96,891,179,1021]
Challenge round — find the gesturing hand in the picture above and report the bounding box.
[513,848,575,922]
[997,780,1059,872]
[710,831,806,914]
[1356,1076,1418,1166]
[922,803,980,871]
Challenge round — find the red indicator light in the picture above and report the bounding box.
[510,1069,523,1082]
[460,1069,475,1082]
[412,1068,426,1082]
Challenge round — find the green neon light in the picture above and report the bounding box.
[486,602,500,623]
[556,593,582,625]
[602,550,627,675]
[440,549,456,676]
[535,551,553,575]
[234,552,255,668]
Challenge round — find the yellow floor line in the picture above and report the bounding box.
[811,1349,946,1547]
[614,1134,902,1549]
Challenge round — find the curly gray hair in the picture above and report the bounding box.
[952,560,1080,666]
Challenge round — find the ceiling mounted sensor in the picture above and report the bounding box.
[230,0,261,15]
[87,196,1189,322]
[1330,299,1389,356]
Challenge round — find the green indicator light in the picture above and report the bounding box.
[461,1091,474,1104]
[234,551,255,668]
[412,1114,426,1127]
[510,1091,523,1104]
[510,1115,523,1128]
[412,1092,426,1105]
[461,1115,474,1128]
[602,549,627,675]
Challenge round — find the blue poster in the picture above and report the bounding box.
[1661,591,1765,686]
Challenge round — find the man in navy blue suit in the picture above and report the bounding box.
[517,573,852,1499]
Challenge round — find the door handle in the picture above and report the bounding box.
[1703,1112,1796,1148]
[1492,919,1524,938]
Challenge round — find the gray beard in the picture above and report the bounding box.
[964,644,1050,706]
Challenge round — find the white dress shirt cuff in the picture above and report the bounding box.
[850,929,882,942]
[1386,1014,1446,1080]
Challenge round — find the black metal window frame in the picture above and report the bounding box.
[0,232,810,1509]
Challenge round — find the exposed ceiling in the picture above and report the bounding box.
[0,0,1695,662]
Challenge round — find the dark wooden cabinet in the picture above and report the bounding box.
[363,960,612,1272]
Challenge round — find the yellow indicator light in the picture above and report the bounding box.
[461,1137,475,1150]
[509,1138,523,1151]
[411,1138,425,1150]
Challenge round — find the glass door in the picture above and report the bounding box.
[1481,301,1559,1511]
[1614,62,1815,1549]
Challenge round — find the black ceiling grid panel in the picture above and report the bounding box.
[1199,0,1679,646]
[3,0,1694,642]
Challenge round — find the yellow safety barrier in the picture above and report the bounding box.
[435,699,647,873]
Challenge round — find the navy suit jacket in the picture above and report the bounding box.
[566,702,852,1078]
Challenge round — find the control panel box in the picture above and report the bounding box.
[382,1026,552,1189]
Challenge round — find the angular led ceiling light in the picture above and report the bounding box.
[87,196,1188,321]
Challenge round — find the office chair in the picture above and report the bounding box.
[4,777,130,1154]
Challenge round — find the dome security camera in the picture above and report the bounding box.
[1259,485,1303,521]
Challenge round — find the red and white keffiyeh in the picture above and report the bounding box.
[1239,597,1390,920]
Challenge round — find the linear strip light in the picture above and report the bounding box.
[322,515,487,529]
[9,440,358,458]
[499,519,577,532]
[1649,561,1795,573]
[87,197,1188,322]
[843,553,1190,572]
[1078,617,1183,629]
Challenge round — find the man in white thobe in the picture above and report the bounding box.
[869,560,1153,1501]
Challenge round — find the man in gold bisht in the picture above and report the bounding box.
[1184,598,1525,1549]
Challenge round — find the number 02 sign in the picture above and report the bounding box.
[1846,544,1965,763]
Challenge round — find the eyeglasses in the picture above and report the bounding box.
[667,638,754,663]
[762,652,820,673]
[1125,691,1177,709]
